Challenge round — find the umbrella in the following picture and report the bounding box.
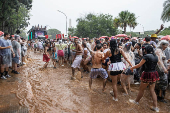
[82,38,87,40]
[115,34,127,37]
[125,37,129,40]
[72,36,78,39]
[0,31,4,36]
[158,35,164,38]
[161,35,170,41]
[99,36,108,39]
[131,37,137,40]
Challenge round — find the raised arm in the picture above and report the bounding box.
[155,24,164,34]
[0,46,11,49]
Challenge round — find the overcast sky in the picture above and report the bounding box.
[27,0,170,35]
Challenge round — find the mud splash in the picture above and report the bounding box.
[14,51,170,113]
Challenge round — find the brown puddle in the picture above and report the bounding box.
[0,50,170,113]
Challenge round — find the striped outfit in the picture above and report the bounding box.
[90,68,108,79]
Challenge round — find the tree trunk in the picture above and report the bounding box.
[124,25,126,34]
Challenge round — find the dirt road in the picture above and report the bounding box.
[0,51,170,113]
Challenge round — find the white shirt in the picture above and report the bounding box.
[103,48,109,54]
[84,48,90,56]
[86,43,91,50]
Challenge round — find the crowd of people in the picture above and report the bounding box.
[0,33,27,80]
[0,25,169,112]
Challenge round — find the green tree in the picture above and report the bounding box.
[0,0,32,34]
[19,29,27,39]
[128,13,137,32]
[161,0,170,22]
[160,26,170,35]
[68,27,76,36]
[47,29,61,39]
[75,13,117,38]
[113,10,137,34]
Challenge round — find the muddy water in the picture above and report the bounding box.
[14,51,170,113]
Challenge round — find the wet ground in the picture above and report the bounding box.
[0,50,170,113]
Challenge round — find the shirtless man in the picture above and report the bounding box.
[71,38,83,80]
[87,44,108,91]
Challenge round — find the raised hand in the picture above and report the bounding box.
[160,24,164,30]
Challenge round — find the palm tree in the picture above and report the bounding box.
[118,10,130,33]
[128,13,138,32]
[113,11,137,34]
[161,0,170,22]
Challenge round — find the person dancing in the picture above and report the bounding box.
[52,43,57,68]
[71,38,83,80]
[86,44,108,91]
[104,39,132,101]
[121,42,135,95]
[42,42,50,70]
[129,45,159,112]
[155,40,169,103]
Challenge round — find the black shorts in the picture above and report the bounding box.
[110,71,123,76]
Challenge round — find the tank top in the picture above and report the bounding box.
[109,50,122,63]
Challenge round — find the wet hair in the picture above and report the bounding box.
[46,42,50,46]
[105,37,109,40]
[145,45,155,56]
[132,40,137,47]
[155,39,159,44]
[124,42,132,52]
[82,42,87,48]
[137,43,141,48]
[121,38,124,43]
[15,35,20,40]
[4,33,9,37]
[145,36,151,42]
[110,39,118,55]
[96,44,102,50]
[103,42,108,46]
[95,40,101,44]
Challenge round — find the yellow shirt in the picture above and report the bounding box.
[70,44,76,50]
[55,44,67,50]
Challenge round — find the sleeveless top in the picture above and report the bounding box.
[109,50,122,63]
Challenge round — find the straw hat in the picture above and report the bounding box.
[151,34,158,38]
